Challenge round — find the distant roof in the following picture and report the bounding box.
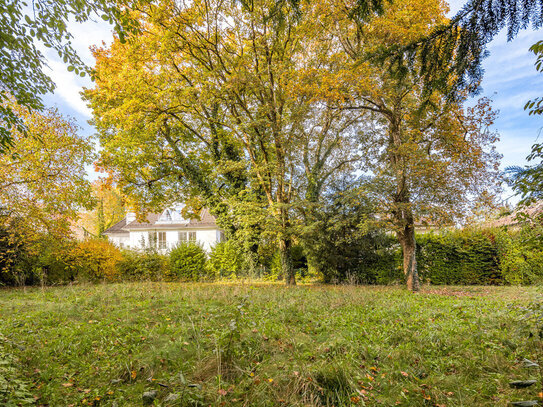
[103,208,218,235]
[485,200,543,228]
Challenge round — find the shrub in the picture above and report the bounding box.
[495,224,543,285]
[69,239,123,282]
[168,242,207,281]
[207,241,243,279]
[117,250,168,281]
[0,224,76,286]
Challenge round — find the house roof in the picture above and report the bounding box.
[103,208,218,234]
[103,218,128,235]
[485,200,543,228]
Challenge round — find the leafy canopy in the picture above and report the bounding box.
[0,0,139,151]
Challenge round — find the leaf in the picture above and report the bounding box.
[510,380,537,389]
[179,371,186,385]
[523,359,539,368]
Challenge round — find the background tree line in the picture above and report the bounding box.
[1,0,542,290]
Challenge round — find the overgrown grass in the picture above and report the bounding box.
[0,283,540,406]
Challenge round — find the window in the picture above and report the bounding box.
[149,232,157,247]
[179,231,196,242]
[158,231,167,249]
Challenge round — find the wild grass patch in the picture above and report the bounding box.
[0,283,539,406]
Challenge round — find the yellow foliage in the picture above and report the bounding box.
[69,239,123,282]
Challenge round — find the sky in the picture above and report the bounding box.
[40,1,542,204]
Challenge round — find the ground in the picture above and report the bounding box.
[0,283,541,406]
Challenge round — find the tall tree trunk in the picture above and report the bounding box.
[397,223,420,292]
[279,237,296,285]
[388,111,420,292]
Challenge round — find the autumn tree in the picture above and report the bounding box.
[303,0,502,291]
[86,0,363,284]
[0,100,94,234]
[0,100,94,278]
[77,179,125,237]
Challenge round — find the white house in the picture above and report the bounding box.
[104,205,224,252]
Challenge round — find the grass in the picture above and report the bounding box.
[0,282,541,406]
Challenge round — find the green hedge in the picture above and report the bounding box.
[167,242,207,281]
[417,227,543,285]
[417,231,502,285]
[117,250,168,281]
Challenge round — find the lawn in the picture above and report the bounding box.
[0,283,541,406]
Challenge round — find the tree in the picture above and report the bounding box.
[0,100,94,236]
[0,0,139,151]
[507,41,543,203]
[379,0,543,100]
[308,0,502,291]
[77,178,126,237]
[85,0,362,285]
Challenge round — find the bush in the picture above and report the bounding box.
[0,224,76,286]
[207,241,243,279]
[168,242,207,281]
[117,250,168,281]
[495,223,543,285]
[69,239,123,282]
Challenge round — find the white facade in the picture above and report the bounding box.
[104,207,224,253]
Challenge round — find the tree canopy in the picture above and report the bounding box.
[0,0,139,151]
[0,99,94,243]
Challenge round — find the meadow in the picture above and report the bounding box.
[0,282,541,406]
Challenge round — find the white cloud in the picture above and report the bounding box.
[41,18,114,118]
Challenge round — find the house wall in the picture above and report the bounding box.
[197,229,220,252]
[106,233,130,248]
[129,231,148,249]
[123,228,220,252]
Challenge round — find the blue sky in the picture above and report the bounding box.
[40,1,542,203]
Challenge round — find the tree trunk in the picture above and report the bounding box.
[397,224,420,292]
[279,237,296,285]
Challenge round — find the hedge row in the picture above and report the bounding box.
[2,225,542,286]
[0,237,247,286]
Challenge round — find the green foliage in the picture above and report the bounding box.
[507,40,543,204]
[417,230,503,285]
[0,222,76,287]
[525,40,543,117]
[386,0,543,100]
[0,337,35,406]
[207,241,243,279]
[301,181,400,284]
[117,250,168,281]
[168,242,207,281]
[416,226,543,286]
[495,221,543,285]
[0,0,138,150]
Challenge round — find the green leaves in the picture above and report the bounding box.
[0,0,140,151]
